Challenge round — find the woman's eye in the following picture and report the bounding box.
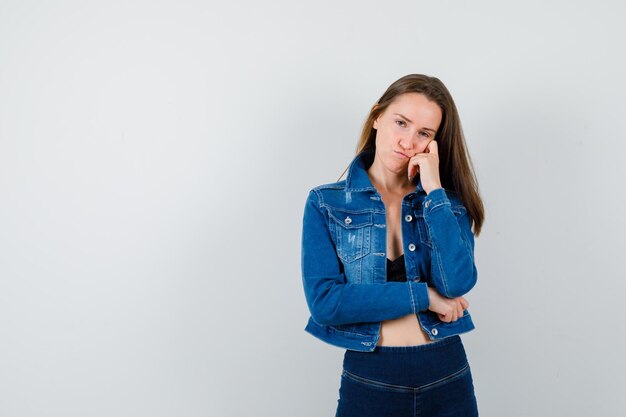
[395,120,406,127]
[420,131,430,138]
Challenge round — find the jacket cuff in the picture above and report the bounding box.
[408,281,430,312]
[423,187,450,214]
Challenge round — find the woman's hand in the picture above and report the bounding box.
[408,140,443,194]
[427,287,469,323]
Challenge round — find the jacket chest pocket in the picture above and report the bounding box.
[415,205,466,248]
[328,208,373,263]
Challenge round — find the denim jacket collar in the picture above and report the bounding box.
[345,148,426,195]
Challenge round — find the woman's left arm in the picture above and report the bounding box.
[423,187,477,298]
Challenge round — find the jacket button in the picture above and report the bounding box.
[408,243,416,251]
[404,214,413,222]
[344,216,352,224]
[431,328,438,335]
[425,200,431,208]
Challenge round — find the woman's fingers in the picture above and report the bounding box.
[408,141,441,190]
[426,139,438,154]
[449,303,458,322]
[408,157,420,179]
[428,290,470,323]
[450,299,466,322]
[457,297,469,310]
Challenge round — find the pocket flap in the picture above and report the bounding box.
[328,208,373,229]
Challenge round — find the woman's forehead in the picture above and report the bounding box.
[386,93,442,122]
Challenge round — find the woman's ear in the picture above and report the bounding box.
[372,104,381,129]
[373,113,381,129]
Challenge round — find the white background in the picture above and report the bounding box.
[1,1,625,416]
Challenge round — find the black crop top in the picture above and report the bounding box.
[386,254,407,282]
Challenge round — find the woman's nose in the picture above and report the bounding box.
[398,135,415,151]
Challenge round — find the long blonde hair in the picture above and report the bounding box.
[338,74,485,236]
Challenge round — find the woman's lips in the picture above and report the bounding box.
[394,150,409,159]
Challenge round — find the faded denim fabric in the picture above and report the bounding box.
[300,149,478,352]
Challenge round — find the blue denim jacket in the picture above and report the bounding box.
[300,149,477,352]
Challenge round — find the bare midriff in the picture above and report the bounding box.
[377,312,435,346]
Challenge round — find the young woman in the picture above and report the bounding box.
[300,74,485,416]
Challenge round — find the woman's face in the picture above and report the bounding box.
[372,92,442,171]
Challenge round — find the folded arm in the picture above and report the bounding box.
[423,188,478,298]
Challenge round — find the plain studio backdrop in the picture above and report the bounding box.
[1,1,625,416]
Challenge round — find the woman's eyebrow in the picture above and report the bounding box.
[393,113,436,132]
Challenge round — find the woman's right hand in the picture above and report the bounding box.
[427,287,469,323]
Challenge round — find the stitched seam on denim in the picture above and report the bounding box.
[415,311,433,338]
[448,324,475,336]
[326,207,376,217]
[428,221,450,296]
[342,370,414,393]
[429,314,469,328]
[430,209,474,296]
[345,187,378,192]
[375,334,459,352]
[416,363,470,393]
[426,189,451,210]
[342,363,470,394]
[326,323,372,337]
[330,215,373,228]
[428,201,451,213]
[311,317,375,336]
[457,211,475,263]
[416,218,432,249]
[313,183,345,191]
[356,256,363,284]
[330,326,362,336]
[408,281,417,314]
[312,188,325,206]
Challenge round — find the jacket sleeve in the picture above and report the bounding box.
[422,188,478,298]
[301,189,430,326]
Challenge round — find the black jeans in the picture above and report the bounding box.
[336,335,479,417]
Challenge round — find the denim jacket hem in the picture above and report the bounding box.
[304,313,476,352]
